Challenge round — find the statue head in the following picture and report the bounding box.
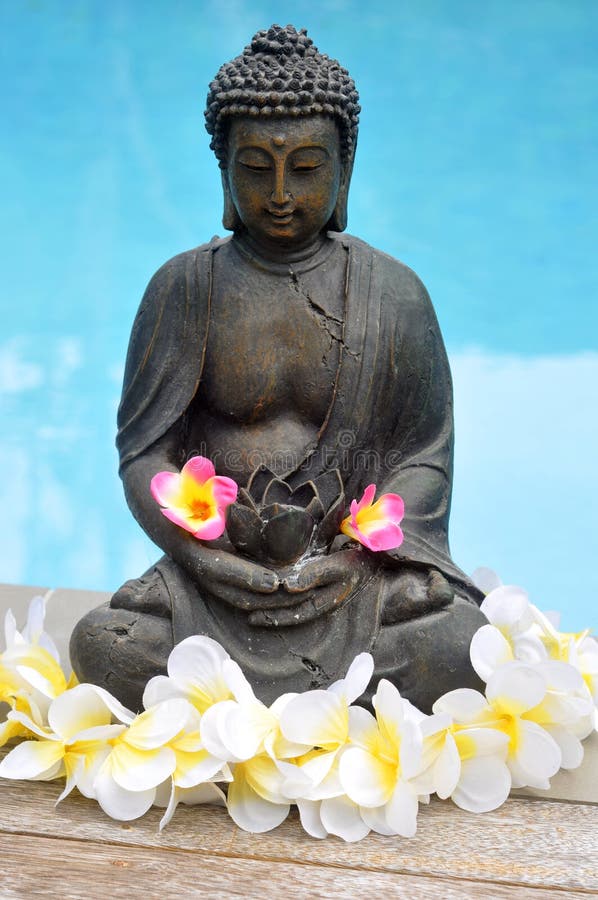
[205,24,360,235]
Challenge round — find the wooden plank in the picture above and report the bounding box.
[1,775,596,893]
[0,831,591,900]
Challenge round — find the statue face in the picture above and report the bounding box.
[226,116,342,252]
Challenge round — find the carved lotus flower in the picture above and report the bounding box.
[225,466,345,566]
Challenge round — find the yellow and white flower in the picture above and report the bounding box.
[415,699,511,813]
[338,679,424,837]
[434,661,562,791]
[142,634,235,714]
[200,660,309,833]
[522,659,595,768]
[471,579,598,732]
[0,683,133,802]
[153,779,227,830]
[469,580,597,762]
[529,606,598,710]
[278,653,375,804]
[1,593,72,747]
[94,697,229,823]
[424,724,511,813]
[470,585,548,682]
[569,633,598,707]
[295,795,371,843]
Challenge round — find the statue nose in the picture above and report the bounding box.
[271,169,293,206]
[271,186,292,206]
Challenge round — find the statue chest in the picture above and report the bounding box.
[199,257,344,424]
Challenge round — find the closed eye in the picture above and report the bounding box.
[292,163,323,172]
[240,162,272,172]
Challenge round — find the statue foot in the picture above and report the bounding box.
[69,602,173,712]
[381,567,455,625]
[111,565,172,618]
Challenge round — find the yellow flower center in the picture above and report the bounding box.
[452,711,519,758]
[189,498,212,520]
[537,624,590,663]
[486,714,519,751]
[368,726,399,768]
[451,729,475,761]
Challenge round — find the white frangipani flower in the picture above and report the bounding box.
[5,591,60,660]
[469,581,597,759]
[154,779,227,831]
[471,579,597,726]
[338,679,423,837]
[295,795,371,843]
[0,683,133,801]
[142,635,235,714]
[223,752,291,833]
[470,585,548,682]
[0,666,47,748]
[201,661,309,833]
[521,659,595,768]
[418,697,511,813]
[1,593,71,745]
[277,653,375,803]
[528,607,598,709]
[435,662,561,791]
[570,633,598,707]
[470,566,503,595]
[481,585,534,636]
[94,696,229,822]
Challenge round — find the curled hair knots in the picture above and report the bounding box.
[205,24,360,168]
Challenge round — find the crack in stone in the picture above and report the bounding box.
[287,645,332,688]
[289,270,343,324]
[304,293,344,328]
[288,269,361,360]
[263,628,333,689]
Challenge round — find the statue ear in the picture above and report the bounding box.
[327,144,356,233]
[221,170,244,232]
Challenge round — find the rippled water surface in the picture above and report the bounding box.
[2,1,597,630]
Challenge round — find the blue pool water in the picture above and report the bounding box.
[2,1,597,630]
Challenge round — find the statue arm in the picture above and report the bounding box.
[120,431,281,605]
[116,247,281,608]
[379,270,454,568]
[374,263,482,605]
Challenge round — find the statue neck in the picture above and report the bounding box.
[234,231,329,270]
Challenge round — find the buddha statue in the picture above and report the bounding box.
[70,24,487,713]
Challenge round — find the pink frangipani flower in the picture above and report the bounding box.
[340,484,404,552]
[151,456,238,541]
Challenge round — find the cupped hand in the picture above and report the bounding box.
[248,548,378,627]
[193,545,281,609]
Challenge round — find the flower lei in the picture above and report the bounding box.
[1,574,596,842]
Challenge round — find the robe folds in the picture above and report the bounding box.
[115,233,483,700]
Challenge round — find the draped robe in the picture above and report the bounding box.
[115,233,482,701]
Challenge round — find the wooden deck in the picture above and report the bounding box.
[1,584,597,898]
[1,771,596,898]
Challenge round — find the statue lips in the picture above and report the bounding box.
[266,207,295,226]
